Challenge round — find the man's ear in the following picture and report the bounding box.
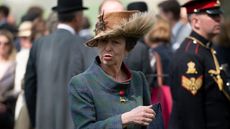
[191,14,200,30]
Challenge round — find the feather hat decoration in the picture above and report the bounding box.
[85,11,155,47]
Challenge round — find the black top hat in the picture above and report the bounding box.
[52,0,88,13]
[127,1,148,12]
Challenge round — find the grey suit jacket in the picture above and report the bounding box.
[24,29,96,129]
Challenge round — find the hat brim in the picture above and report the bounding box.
[52,6,88,13]
[85,12,155,47]
[18,31,32,37]
[85,27,148,47]
[205,8,223,15]
[85,29,125,47]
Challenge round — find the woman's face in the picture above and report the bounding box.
[97,36,127,67]
[0,35,11,58]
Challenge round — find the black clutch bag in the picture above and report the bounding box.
[147,103,165,129]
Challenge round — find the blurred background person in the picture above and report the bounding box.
[99,0,124,14]
[7,15,16,27]
[46,11,58,34]
[14,5,47,51]
[127,1,148,12]
[31,16,48,40]
[0,5,17,37]
[24,0,96,129]
[145,16,172,86]
[13,21,33,129]
[14,21,33,95]
[21,6,44,23]
[79,16,93,40]
[158,0,191,51]
[24,6,48,39]
[144,17,172,129]
[0,30,16,129]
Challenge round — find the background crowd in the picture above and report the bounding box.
[0,0,230,129]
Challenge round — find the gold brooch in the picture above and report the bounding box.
[119,90,127,103]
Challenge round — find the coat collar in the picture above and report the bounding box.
[87,56,132,90]
[57,23,76,35]
[190,31,212,48]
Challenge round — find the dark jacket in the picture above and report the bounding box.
[150,44,172,86]
[169,31,230,129]
[124,39,153,85]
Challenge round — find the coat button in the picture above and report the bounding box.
[119,90,125,96]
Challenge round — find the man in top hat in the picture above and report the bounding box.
[169,0,230,129]
[24,0,96,129]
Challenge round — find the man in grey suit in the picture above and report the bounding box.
[24,0,96,129]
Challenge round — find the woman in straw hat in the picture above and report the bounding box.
[69,11,158,129]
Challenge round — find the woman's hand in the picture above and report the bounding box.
[121,105,156,126]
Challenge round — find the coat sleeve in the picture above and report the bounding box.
[170,52,205,129]
[24,40,38,128]
[68,77,123,129]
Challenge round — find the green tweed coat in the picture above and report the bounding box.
[69,57,151,129]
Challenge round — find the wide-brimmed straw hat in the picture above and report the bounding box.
[86,11,154,47]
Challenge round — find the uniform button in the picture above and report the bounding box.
[213,50,217,54]
[220,67,223,70]
[193,40,197,44]
[119,90,125,96]
[226,82,230,86]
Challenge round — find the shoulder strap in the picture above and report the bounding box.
[152,51,163,86]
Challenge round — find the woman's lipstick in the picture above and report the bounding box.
[103,54,112,61]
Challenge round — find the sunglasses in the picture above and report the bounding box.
[0,41,10,46]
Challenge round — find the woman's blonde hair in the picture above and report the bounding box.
[0,30,16,60]
[146,17,171,44]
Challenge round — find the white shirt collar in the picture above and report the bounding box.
[57,23,76,35]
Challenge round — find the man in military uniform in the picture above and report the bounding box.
[169,0,230,129]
